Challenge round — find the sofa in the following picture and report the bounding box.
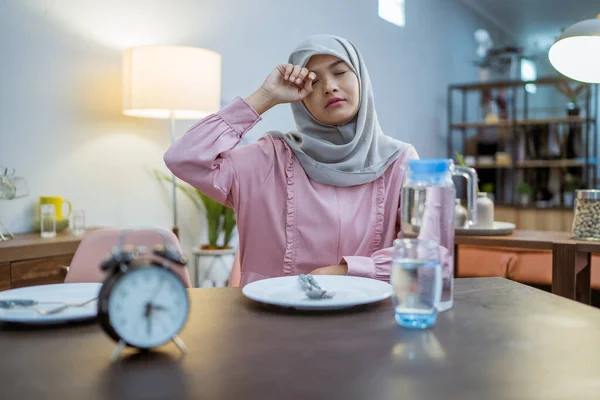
[458,245,600,288]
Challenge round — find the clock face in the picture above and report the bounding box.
[108,266,189,349]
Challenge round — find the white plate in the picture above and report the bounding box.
[456,221,516,236]
[242,275,393,310]
[0,283,101,324]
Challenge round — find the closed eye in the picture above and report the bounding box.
[334,71,347,76]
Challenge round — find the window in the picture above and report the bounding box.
[379,0,405,27]
[520,58,537,94]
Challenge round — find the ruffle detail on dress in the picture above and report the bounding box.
[282,147,296,276]
[370,176,386,255]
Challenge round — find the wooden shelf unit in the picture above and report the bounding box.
[448,76,599,209]
[450,116,593,130]
[449,76,574,91]
[495,205,574,232]
[474,158,598,169]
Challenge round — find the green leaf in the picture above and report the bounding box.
[454,152,467,167]
[153,168,237,248]
[222,207,236,247]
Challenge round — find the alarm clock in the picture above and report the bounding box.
[97,230,190,361]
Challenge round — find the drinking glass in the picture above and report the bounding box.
[391,238,441,329]
[40,204,56,238]
[71,209,86,236]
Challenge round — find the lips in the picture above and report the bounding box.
[325,97,346,108]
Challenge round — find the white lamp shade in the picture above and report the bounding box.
[549,17,600,83]
[123,46,221,119]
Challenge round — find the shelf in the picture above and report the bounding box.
[495,203,573,211]
[518,159,597,168]
[474,163,509,169]
[473,159,597,169]
[450,116,593,130]
[449,76,577,91]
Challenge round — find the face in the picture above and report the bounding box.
[303,54,360,126]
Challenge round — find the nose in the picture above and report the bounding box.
[324,79,339,95]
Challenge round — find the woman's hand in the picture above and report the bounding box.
[245,64,316,115]
[310,264,348,276]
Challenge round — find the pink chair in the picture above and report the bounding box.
[64,228,192,288]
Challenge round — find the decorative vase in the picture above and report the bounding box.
[563,192,575,208]
[454,199,468,228]
[519,193,530,206]
[474,192,494,228]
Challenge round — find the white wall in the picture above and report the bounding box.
[0,0,505,284]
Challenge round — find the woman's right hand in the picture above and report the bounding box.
[246,64,316,115]
[262,64,316,104]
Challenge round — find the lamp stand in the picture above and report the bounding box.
[169,112,179,238]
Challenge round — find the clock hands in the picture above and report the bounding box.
[143,273,168,338]
[143,301,171,337]
[150,304,169,312]
[144,302,152,337]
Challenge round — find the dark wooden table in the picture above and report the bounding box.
[455,230,571,250]
[2,278,600,399]
[455,230,600,304]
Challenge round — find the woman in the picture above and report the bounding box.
[164,34,418,286]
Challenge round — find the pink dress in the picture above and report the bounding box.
[164,97,418,286]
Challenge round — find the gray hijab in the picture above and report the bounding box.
[267,34,411,187]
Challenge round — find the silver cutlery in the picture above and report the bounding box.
[0,297,98,315]
[298,274,334,299]
[306,274,323,290]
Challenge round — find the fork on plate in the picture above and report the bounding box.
[298,274,335,299]
[0,297,97,316]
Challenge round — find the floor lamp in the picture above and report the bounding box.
[122,46,222,237]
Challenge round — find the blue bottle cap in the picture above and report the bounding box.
[408,159,452,175]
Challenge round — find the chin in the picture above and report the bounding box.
[324,110,356,126]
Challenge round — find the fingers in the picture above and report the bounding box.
[280,64,315,97]
[286,65,311,84]
[303,72,315,92]
[296,67,309,84]
[288,65,302,83]
[283,64,294,80]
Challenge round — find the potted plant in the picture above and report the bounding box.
[516,182,533,206]
[155,171,236,250]
[480,183,495,202]
[555,81,586,116]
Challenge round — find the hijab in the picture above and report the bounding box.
[267,34,411,187]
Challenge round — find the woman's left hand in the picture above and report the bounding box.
[310,264,348,275]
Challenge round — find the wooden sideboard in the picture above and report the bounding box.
[495,206,574,232]
[0,231,85,290]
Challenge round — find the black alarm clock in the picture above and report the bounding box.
[97,230,190,361]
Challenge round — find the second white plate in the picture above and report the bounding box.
[456,221,516,236]
[242,275,392,310]
[0,283,101,324]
